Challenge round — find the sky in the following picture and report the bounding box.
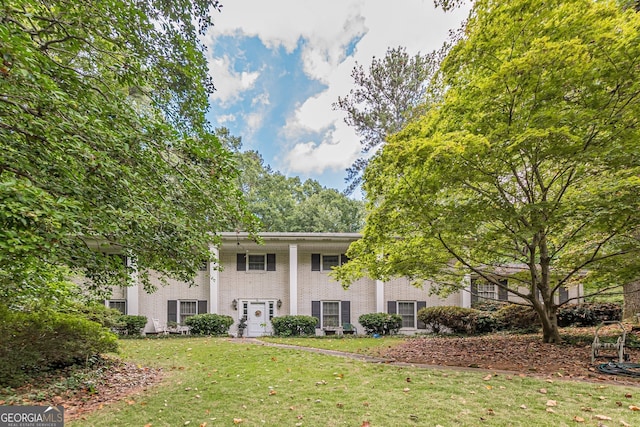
[203,1,470,195]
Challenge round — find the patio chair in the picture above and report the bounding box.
[152,318,169,335]
[343,323,357,335]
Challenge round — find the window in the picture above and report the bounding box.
[312,300,351,329]
[471,278,508,303]
[108,300,126,315]
[477,282,496,300]
[180,301,197,323]
[322,301,340,327]
[387,300,426,329]
[322,255,339,271]
[312,254,348,272]
[237,253,276,271]
[398,302,416,328]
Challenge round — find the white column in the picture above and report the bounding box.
[210,245,219,313]
[289,244,298,315]
[462,274,472,308]
[126,256,139,315]
[376,279,384,313]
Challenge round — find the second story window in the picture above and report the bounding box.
[237,253,276,271]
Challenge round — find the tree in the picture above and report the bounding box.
[334,0,640,343]
[1,0,258,299]
[334,46,441,195]
[231,146,364,233]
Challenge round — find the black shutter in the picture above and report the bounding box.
[168,300,177,323]
[340,254,349,265]
[416,301,427,329]
[198,300,208,314]
[387,301,397,314]
[470,279,478,305]
[559,286,569,303]
[341,301,351,325]
[237,253,246,271]
[311,254,321,271]
[498,279,508,301]
[267,253,276,271]
[311,301,321,327]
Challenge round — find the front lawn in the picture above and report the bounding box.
[55,336,640,426]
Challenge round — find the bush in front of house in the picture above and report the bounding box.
[116,315,148,335]
[185,313,234,335]
[271,315,317,336]
[494,303,540,332]
[557,302,622,327]
[358,313,402,335]
[418,306,492,334]
[0,305,119,387]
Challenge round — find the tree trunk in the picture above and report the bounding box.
[623,280,640,321]
[536,303,561,343]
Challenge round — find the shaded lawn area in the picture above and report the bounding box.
[49,336,640,426]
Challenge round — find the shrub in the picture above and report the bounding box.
[495,304,540,332]
[185,313,233,335]
[472,300,508,312]
[271,315,317,336]
[116,315,148,335]
[0,306,118,387]
[557,302,622,327]
[61,302,123,329]
[465,310,500,334]
[417,306,489,334]
[358,313,402,335]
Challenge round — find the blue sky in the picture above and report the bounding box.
[203,1,470,194]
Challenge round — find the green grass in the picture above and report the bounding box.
[260,335,406,356]
[65,337,640,427]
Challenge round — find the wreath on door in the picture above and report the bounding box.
[254,310,262,317]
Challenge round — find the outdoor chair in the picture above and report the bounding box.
[343,323,357,335]
[152,318,169,335]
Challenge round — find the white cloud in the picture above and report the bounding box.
[206,0,470,185]
[207,54,260,105]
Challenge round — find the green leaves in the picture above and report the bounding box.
[337,0,640,343]
[0,0,256,298]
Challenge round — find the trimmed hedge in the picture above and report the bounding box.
[184,313,234,335]
[494,304,540,332]
[417,306,499,335]
[271,315,317,336]
[116,315,148,335]
[557,302,621,327]
[0,306,118,387]
[358,313,402,335]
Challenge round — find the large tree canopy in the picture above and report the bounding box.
[1,0,258,300]
[335,0,640,343]
[232,146,364,233]
[334,47,441,195]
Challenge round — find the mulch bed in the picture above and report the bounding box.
[378,330,640,387]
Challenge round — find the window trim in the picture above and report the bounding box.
[396,301,417,329]
[237,253,276,272]
[312,253,348,272]
[108,299,127,315]
[179,300,198,324]
[321,300,341,328]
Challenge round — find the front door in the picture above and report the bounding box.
[247,302,267,337]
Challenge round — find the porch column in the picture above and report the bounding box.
[289,244,298,315]
[210,245,219,314]
[462,274,472,308]
[375,279,384,313]
[126,256,139,315]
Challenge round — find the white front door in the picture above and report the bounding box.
[247,302,268,337]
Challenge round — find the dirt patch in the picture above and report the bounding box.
[378,332,640,386]
[0,360,162,422]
